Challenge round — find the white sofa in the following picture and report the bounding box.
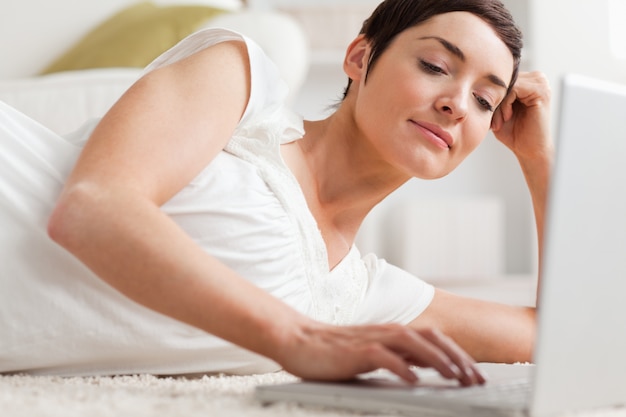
[0,0,309,135]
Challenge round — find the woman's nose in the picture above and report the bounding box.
[435,89,469,121]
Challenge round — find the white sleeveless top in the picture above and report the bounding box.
[0,29,434,376]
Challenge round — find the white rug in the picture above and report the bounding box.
[0,371,384,417]
[1,371,625,417]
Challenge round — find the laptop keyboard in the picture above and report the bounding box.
[414,378,531,408]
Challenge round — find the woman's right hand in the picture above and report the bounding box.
[272,321,486,386]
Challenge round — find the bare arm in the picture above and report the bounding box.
[48,40,484,385]
[48,40,291,357]
[413,290,536,363]
[492,71,554,285]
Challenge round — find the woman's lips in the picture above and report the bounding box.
[411,120,453,149]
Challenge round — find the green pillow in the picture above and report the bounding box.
[41,2,226,74]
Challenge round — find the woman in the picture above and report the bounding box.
[0,0,551,385]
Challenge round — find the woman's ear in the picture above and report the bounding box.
[343,35,370,81]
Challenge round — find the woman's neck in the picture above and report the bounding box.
[281,108,410,245]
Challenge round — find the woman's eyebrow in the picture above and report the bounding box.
[420,36,465,61]
[419,36,508,90]
[487,74,508,90]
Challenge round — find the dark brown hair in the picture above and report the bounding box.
[343,0,523,99]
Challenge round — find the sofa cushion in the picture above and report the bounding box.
[41,2,227,74]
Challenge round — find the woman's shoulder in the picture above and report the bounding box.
[143,28,248,73]
[145,27,292,134]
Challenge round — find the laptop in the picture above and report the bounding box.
[255,74,626,417]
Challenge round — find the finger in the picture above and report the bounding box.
[508,71,551,108]
[384,328,468,383]
[364,343,419,384]
[417,328,487,386]
[406,333,474,385]
[500,90,517,123]
[491,107,504,132]
[360,324,462,383]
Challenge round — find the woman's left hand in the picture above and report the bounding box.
[492,71,553,286]
[491,71,553,161]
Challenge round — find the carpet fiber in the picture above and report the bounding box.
[1,371,625,417]
[0,371,380,417]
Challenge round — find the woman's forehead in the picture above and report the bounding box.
[394,12,514,81]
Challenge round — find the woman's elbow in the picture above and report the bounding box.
[47,183,98,250]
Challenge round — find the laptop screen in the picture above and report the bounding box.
[531,74,626,416]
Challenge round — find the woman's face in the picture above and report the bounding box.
[346,11,515,180]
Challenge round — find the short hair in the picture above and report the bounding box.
[343,0,523,99]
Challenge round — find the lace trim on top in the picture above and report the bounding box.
[225,105,368,325]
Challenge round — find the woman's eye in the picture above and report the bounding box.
[473,93,494,112]
[420,60,445,75]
